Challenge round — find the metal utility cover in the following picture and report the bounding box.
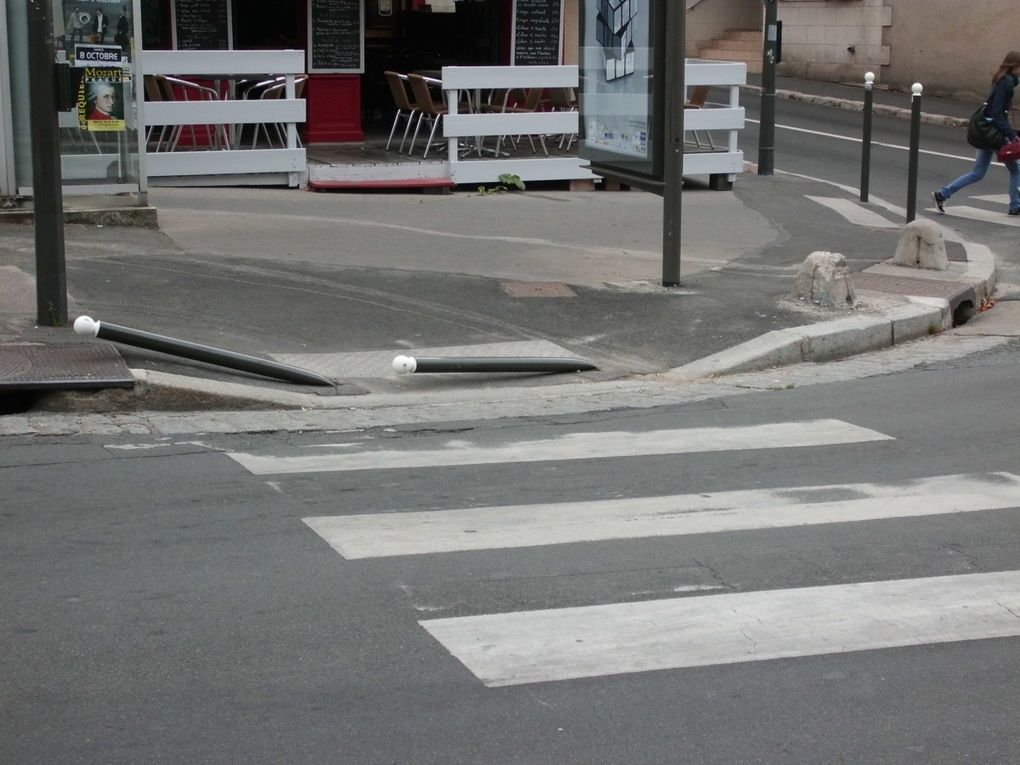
[0,343,134,391]
[500,282,577,298]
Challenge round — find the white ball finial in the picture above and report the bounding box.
[911,82,923,96]
[392,355,417,375]
[73,315,99,336]
[864,72,875,85]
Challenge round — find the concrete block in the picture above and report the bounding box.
[671,327,807,379]
[792,251,857,307]
[890,300,950,342]
[801,315,893,361]
[894,220,949,270]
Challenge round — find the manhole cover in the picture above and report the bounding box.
[0,343,134,391]
[500,281,577,298]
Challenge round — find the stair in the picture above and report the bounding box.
[698,29,762,74]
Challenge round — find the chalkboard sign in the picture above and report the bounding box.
[512,0,563,66]
[308,0,364,73]
[174,0,229,51]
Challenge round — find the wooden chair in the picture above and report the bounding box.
[384,71,419,153]
[407,74,447,158]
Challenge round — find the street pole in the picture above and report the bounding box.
[26,0,68,326]
[906,82,922,222]
[758,0,778,175]
[860,71,874,203]
[661,0,686,287]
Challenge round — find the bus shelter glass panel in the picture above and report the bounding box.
[5,0,142,197]
[579,0,663,185]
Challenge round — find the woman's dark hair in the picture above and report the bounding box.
[992,51,1020,85]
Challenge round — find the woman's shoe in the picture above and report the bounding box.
[932,191,946,213]
[1009,208,1020,216]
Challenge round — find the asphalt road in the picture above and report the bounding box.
[3,342,1020,764]
[738,91,1020,283]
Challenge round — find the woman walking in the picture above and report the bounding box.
[932,51,1020,217]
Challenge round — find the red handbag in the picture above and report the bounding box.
[998,139,1020,162]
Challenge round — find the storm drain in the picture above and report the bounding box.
[0,343,134,391]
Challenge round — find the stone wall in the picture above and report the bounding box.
[776,0,890,83]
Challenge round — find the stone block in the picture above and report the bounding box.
[792,251,857,307]
[894,220,949,270]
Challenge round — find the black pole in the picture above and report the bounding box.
[27,0,68,326]
[906,82,922,222]
[661,0,686,287]
[392,356,597,375]
[758,0,778,175]
[860,72,874,203]
[73,316,335,387]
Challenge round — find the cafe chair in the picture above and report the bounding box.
[249,76,307,150]
[162,75,229,151]
[383,71,419,153]
[406,74,448,159]
[503,87,548,156]
[547,87,578,150]
[684,85,716,150]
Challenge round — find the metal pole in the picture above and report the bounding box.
[906,82,922,222]
[27,0,67,326]
[661,0,686,287]
[758,0,778,175]
[860,71,874,203]
[73,316,336,387]
[392,356,597,375]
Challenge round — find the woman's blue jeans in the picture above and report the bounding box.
[938,148,1020,211]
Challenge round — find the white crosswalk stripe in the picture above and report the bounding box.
[934,205,1020,227]
[286,416,1020,688]
[229,419,892,474]
[805,196,900,228]
[303,472,1020,559]
[420,570,1020,687]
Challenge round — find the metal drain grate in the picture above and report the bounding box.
[0,343,134,391]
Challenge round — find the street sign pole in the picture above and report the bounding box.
[758,0,778,175]
[661,0,686,287]
[26,0,67,326]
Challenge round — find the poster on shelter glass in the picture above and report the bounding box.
[581,0,652,160]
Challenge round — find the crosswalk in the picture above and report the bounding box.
[228,418,1020,688]
[806,193,1020,228]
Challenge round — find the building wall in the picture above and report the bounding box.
[776,0,890,84]
[882,0,1015,100]
[686,0,760,56]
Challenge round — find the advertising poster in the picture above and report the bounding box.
[581,0,652,160]
[77,67,126,131]
[61,0,133,54]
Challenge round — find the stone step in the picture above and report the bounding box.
[710,38,760,52]
[723,29,761,43]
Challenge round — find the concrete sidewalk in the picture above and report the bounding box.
[0,76,1008,431]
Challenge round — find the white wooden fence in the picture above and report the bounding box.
[141,50,306,187]
[441,65,595,186]
[440,61,745,186]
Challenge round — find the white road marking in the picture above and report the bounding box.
[228,419,893,475]
[303,472,1020,559]
[420,570,1020,687]
[745,119,975,161]
[935,205,1020,226]
[804,196,900,228]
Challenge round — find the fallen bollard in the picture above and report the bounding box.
[392,355,597,375]
[73,315,334,387]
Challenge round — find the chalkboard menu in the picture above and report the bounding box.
[174,0,229,50]
[308,0,364,73]
[512,0,563,66]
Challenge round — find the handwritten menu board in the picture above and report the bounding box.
[512,0,563,66]
[174,0,229,50]
[308,0,364,73]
